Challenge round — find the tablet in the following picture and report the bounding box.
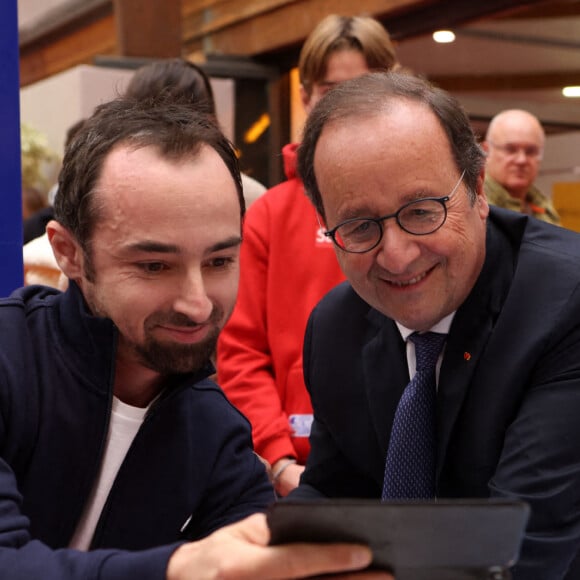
[267,499,529,580]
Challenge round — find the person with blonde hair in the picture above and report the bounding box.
[298,14,399,103]
[217,14,400,496]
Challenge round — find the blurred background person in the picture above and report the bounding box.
[217,14,401,496]
[125,58,267,208]
[23,118,87,244]
[20,122,60,243]
[483,108,560,225]
[23,118,87,289]
[22,183,48,221]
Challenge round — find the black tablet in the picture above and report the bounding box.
[267,499,529,580]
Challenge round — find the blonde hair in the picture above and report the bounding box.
[299,14,398,96]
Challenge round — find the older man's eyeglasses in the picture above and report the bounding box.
[488,141,543,160]
[324,170,466,254]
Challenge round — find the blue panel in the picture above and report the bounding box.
[0,0,23,295]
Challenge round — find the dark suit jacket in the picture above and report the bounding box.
[292,207,580,580]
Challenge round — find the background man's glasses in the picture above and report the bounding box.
[324,170,466,254]
[488,141,543,160]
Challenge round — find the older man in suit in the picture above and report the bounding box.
[291,72,580,580]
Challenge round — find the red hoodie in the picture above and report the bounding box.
[217,143,345,465]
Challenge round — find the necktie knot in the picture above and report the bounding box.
[409,331,447,372]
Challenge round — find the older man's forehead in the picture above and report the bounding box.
[318,99,445,153]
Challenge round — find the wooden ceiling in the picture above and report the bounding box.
[19,0,552,86]
[19,0,580,134]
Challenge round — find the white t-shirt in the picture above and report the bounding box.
[68,397,148,550]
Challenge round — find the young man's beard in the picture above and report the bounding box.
[134,325,220,375]
[134,308,224,375]
[81,266,226,375]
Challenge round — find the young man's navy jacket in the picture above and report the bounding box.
[0,282,274,579]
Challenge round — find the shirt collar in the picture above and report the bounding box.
[395,311,456,342]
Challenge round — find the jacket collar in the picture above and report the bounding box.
[436,210,517,475]
[361,207,521,475]
[51,280,118,394]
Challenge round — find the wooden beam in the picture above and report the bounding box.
[181,0,552,63]
[18,0,110,45]
[493,0,580,20]
[430,70,580,92]
[182,0,427,56]
[182,0,298,39]
[381,0,551,40]
[20,10,116,87]
[17,0,560,89]
[113,0,182,57]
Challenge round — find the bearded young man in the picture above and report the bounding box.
[0,97,389,580]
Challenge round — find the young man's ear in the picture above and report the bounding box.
[300,84,313,114]
[46,220,84,281]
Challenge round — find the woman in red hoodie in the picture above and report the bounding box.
[217,13,400,496]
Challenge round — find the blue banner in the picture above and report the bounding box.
[0,0,23,295]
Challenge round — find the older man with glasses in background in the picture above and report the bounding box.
[483,108,560,225]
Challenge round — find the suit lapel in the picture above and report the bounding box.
[436,217,516,478]
[362,309,408,459]
[356,210,522,485]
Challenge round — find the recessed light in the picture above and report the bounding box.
[563,86,580,98]
[433,30,456,43]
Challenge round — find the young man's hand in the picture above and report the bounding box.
[167,513,394,580]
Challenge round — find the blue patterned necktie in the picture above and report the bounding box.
[382,331,447,500]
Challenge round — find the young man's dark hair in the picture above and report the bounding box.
[54,96,244,275]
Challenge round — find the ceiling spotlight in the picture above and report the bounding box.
[433,30,456,43]
[563,86,580,98]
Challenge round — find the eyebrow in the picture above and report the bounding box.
[127,241,179,254]
[125,235,242,256]
[336,190,437,222]
[207,236,243,253]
